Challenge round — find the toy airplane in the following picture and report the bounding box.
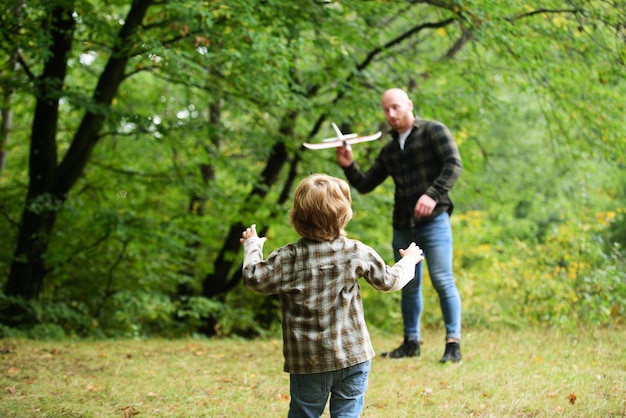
[303,122,382,150]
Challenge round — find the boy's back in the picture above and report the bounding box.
[243,235,416,374]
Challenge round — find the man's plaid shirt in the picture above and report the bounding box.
[343,117,462,229]
[242,236,416,374]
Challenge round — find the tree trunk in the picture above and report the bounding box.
[2,0,155,325]
[3,5,75,314]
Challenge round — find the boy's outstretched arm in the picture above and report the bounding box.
[364,242,424,292]
[240,224,267,270]
[241,224,278,293]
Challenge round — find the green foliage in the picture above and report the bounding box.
[1,0,625,338]
[450,202,625,330]
[576,261,626,324]
[604,210,626,249]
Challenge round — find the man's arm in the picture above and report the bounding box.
[336,144,389,194]
[425,122,463,202]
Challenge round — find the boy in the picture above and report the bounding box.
[240,173,423,418]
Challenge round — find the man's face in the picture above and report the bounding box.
[381,91,413,132]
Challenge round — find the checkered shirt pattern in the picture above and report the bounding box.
[242,236,415,374]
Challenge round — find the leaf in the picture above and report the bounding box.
[568,392,577,405]
[118,405,141,417]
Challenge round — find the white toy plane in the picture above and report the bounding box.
[303,122,382,150]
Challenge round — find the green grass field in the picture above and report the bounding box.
[1,327,625,417]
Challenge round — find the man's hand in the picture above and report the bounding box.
[414,194,436,218]
[336,144,354,168]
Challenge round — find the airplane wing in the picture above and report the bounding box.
[303,131,382,150]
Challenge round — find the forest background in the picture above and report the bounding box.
[0,0,625,340]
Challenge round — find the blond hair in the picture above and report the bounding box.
[290,174,353,242]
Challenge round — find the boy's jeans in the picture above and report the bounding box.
[392,212,462,342]
[288,360,370,418]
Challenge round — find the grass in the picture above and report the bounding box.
[1,327,625,417]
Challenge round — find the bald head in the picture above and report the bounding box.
[381,88,415,132]
[382,88,410,103]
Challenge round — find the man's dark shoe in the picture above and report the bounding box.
[381,338,420,358]
[440,341,462,363]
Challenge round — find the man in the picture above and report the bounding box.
[336,88,463,363]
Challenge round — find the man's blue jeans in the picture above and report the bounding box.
[392,212,461,342]
[288,360,370,418]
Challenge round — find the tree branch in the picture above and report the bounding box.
[358,17,456,71]
[506,8,582,23]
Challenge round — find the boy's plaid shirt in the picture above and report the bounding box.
[242,236,415,374]
[343,117,462,229]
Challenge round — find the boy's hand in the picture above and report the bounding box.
[399,242,424,264]
[240,224,265,244]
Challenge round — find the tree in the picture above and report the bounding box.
[1,0,156,323]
